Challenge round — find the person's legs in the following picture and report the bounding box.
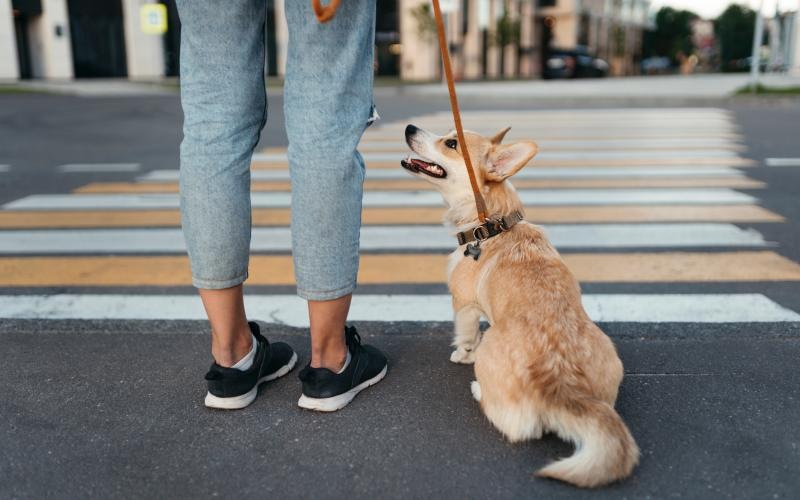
[284,0,377,371]
[176,0,266,367]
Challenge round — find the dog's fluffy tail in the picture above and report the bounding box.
[536,397,639,488]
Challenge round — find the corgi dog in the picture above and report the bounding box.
[401,124,639,488]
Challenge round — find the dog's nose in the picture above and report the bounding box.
[405,124,418,140]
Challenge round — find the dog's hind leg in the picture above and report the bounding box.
[451,305,483,364]
[474,329,544,442]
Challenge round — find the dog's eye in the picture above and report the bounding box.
[445,139,458,150]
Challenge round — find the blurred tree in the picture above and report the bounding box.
[714,4,756,72]
[491,9,521,48]
[410,4,437,42]
[643,7,698,65]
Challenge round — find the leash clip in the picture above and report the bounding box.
[490,217,509,232]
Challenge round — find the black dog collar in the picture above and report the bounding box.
[456,211,524,260]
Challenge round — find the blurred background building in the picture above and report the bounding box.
[0,0,798,81]
[771,8,800,74]
[398,0,651,80]
[1,0,180,80]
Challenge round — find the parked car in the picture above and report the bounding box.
[641,56,672,75]
[542,47,609,79]
[730,56,768,72]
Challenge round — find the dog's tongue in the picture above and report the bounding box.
[401,157,433,171]
[409,158,432,169]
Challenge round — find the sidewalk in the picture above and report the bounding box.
[4,73,800,99]
[405,73,800,100]
[0,78,178,97]
[1,319,798,499]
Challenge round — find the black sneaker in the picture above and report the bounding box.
[297,326,388,412]
[204,321,297,410]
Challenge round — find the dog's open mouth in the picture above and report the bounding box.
[401,156,447,179]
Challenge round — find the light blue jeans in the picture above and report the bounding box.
[176,0,376,300]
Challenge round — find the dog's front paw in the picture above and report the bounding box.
[450,347,476,364]
[470,381,482,402]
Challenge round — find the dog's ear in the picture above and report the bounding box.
[490,126,511,145]
[486,141,538,182]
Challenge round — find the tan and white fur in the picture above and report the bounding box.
[401,125,639,488]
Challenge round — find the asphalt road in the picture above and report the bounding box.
[3,319,799,499]
[1,86,799,498]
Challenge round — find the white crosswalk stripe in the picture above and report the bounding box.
[3,294,798,324]
[361,130,743,140]
[0,223,772,254]
[139,166,750,182]
[2,188,757,210]
[254,149,742,162]
[359,138,744,149]
[765,158,800,167]
[57,163,141,173]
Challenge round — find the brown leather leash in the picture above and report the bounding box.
[429,0,488,222]
[313,0,489,223]
[312,0,341,23]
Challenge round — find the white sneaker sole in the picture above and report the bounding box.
[297,364,388,412]
[204,352,298,410]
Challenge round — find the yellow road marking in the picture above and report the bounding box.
[2,252,799,286]
[0,205,783,229]
[0,210,189,228]
[73,177,765,194]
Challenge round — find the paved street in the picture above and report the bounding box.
[1,81,800,498]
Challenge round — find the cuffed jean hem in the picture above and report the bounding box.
[192,271,249,290]
[297,282,356,302]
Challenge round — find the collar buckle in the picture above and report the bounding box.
[494,217,510,232]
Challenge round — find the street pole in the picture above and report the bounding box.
[750,0,766,92]
[793,0,800,76]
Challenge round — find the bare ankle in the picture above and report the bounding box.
[310,343,347,371]
[211,324,253,367]
[307,294,351,371]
